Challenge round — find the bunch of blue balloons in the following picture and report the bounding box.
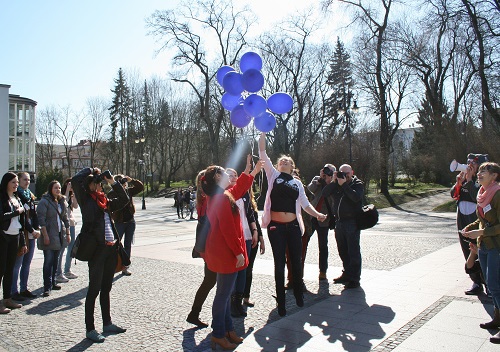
[216,52,294,133]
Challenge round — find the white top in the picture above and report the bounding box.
[258,149,311,235]
[236,198,252,241]
[5,196,22,235]
[459,201,477,216]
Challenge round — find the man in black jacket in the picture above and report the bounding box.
[322,164,364,289]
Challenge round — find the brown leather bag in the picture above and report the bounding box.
[17,230,29,257]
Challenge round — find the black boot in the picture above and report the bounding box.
[294,280,304,307]
[231,293,247,317]
[273,293,286,317]
[186,307,208,328]
[480,307,500,329]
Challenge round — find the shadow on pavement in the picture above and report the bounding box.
[251,287,395,351]
[25,286,87,316]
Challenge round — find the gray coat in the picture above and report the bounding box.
[36,194,70,251]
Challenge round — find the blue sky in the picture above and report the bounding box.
[1,1,334,113]
[1,1,179,111]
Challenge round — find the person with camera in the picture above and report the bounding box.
[71,168,129,343]
[322,164,364,289]
[110,174,144,276]
[307,164,336,281]
[451,153,488,295]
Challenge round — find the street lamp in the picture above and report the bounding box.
[135,136,146,210]
[338,98,359,164]
[137,159,146,210]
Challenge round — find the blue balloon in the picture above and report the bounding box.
[221,93,243,111]
[230,104,252,128]
[267,92,293,114]
[243,94,267,117]
[216,66,235,86]
[222,71,244,96]
[254,112,276,132]
[242,69,264,93]
[240,52,263,72]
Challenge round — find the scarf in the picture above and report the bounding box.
[17,186,31,201]
[477,182,500,218]
[90,191,108,210]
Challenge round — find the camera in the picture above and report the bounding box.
[322,166,333,177]
[94,170,112,183]
[119,178,128,185]
[336,171,346,179]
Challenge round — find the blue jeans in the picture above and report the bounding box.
[234,240,251,294]
[56,226,76,275]
[211,272,237,338]
[11,238,36,294]
[479,244,500,309]
[335,219,361,283]
[115,221,136,259]
[43,249,60,292]
[267,220,303,301]
[312,220,330,273]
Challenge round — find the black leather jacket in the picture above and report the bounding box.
[322,176,364,221]
[72,168,129,244]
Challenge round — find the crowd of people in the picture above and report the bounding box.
[0,142,499,346]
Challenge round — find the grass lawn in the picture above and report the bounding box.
[365,182,451,210]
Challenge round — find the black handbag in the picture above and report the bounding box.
[356,204,379,230]
[71,232,96,261]
[192,215,211,258]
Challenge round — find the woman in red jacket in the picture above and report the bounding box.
[201,162,262,350]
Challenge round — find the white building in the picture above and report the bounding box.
[0,84,37,173]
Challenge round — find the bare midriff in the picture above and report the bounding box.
[271,211,297,223]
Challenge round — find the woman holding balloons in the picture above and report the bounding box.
[258,132,327,316]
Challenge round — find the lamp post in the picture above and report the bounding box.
[338,97,359,164]
[137,159,146,210]
[135,136,146,210]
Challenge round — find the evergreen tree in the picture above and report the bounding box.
[325,37,356,159]
[109,68,132,173]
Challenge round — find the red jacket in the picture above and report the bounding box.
[204,173,253,274]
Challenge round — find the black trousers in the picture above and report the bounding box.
[457,210,483,285]
[268,220,303,302]
[85,244,117,332]
[0,232,18,299]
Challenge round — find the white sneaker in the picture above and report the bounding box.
[64,272,78,279]
[55,274,69,283]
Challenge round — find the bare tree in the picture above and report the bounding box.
[258,9,334,165]
[147,0,256,164]
[84,97,110,168]
[35,107,58,172]
[52,106,83,177]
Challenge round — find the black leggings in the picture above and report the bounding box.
[0,232,18,299]
[190,262,217,315]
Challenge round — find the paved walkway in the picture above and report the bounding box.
[1,193,498,351]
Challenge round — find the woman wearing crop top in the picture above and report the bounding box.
[259,132,327,316]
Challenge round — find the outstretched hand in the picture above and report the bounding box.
[250,160,264,177]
